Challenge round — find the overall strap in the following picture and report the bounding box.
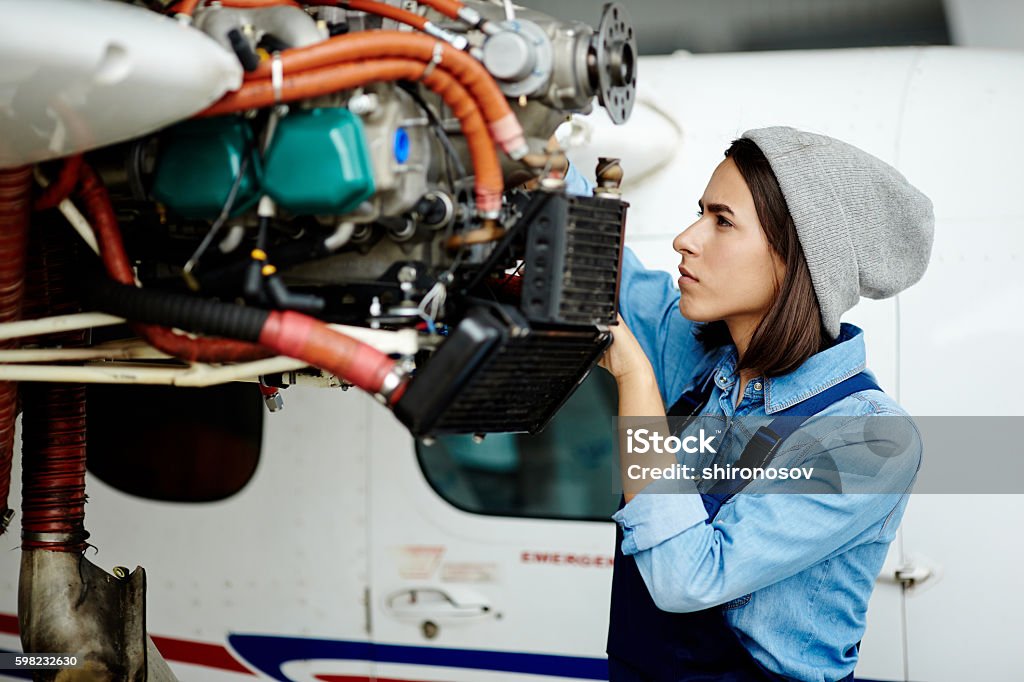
[667,368,717,418]
[701,372,881,519]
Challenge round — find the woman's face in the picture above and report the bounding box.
[672,157,785,334]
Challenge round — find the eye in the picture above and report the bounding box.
[696,207,732,227]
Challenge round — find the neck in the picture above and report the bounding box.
[725,316,759,362]
[725,317,762,408]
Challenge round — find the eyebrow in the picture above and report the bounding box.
[698,199,735,216]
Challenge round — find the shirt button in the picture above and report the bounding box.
[754,382,763,391]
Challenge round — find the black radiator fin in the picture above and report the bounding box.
[429,327,609,433]
[522,195,626,326]
[392,306,611,436]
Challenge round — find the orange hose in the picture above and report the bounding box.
[171,0,299,16]
[415,0,464,21]
[170,0,461,24]
[246,31,527,157]
[219,0,301,7]
[309,0,430,30]
[170,0,297,17]
[171,0,202,17]
[201,59,504,214]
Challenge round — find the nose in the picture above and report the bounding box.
[673,219,702,256]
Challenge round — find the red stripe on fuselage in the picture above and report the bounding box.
[0,614,18,636]
[151,635,254,675]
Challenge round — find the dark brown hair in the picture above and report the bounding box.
[694,137,829,377]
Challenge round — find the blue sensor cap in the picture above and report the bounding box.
[394,127,410,164]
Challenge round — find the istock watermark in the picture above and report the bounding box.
[613,414,931,495]
[625,428,718,455]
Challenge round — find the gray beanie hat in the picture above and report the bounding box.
[741,126,934,339]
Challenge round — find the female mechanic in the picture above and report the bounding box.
[568,126,934,681]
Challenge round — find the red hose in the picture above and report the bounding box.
[77,165,272,363]
[259,310,403,401]
[203,59,504,214]
[19,383,88,552]
[244,31,527,158]
[33,155,83,212]
[18,198,91,552]
[0,166,31,535]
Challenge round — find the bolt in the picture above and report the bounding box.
[348,93,380,116]
[263,391,285,412]
[398,265,418,283]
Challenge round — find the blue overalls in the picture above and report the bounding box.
[606,371,879,682]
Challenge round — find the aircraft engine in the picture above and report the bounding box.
[0,0,638,436]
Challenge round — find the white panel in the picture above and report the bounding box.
[891,48,1024,682]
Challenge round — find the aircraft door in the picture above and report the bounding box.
[367,371,620,681]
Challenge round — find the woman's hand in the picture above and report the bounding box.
[599,314,657,385]
[601,314,669,502]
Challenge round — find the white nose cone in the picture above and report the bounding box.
[0,0,243,168]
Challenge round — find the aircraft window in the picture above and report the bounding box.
[415,370,619,521]
[86,383,262,502]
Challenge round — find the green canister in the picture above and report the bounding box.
[262,108,376,215]
[151,117,261,220]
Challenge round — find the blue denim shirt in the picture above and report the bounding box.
[564,167,920,681]
[610,246,920,682]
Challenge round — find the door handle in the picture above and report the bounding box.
[878,553,941,592]
[894,564,932,587]
[384,587,495,623]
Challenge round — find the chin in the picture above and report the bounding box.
[677,300,715,323]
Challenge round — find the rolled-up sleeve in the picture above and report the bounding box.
[611,480,708,555]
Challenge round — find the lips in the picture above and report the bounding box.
[678,265,699,283]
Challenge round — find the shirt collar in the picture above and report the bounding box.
[709,323,867,415]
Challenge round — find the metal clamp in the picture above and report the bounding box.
[376,367,408,405]
[271,52,284,103]
[419,42,445,81]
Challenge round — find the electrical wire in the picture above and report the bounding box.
[398,81,467,185]
[182,153,252,290]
